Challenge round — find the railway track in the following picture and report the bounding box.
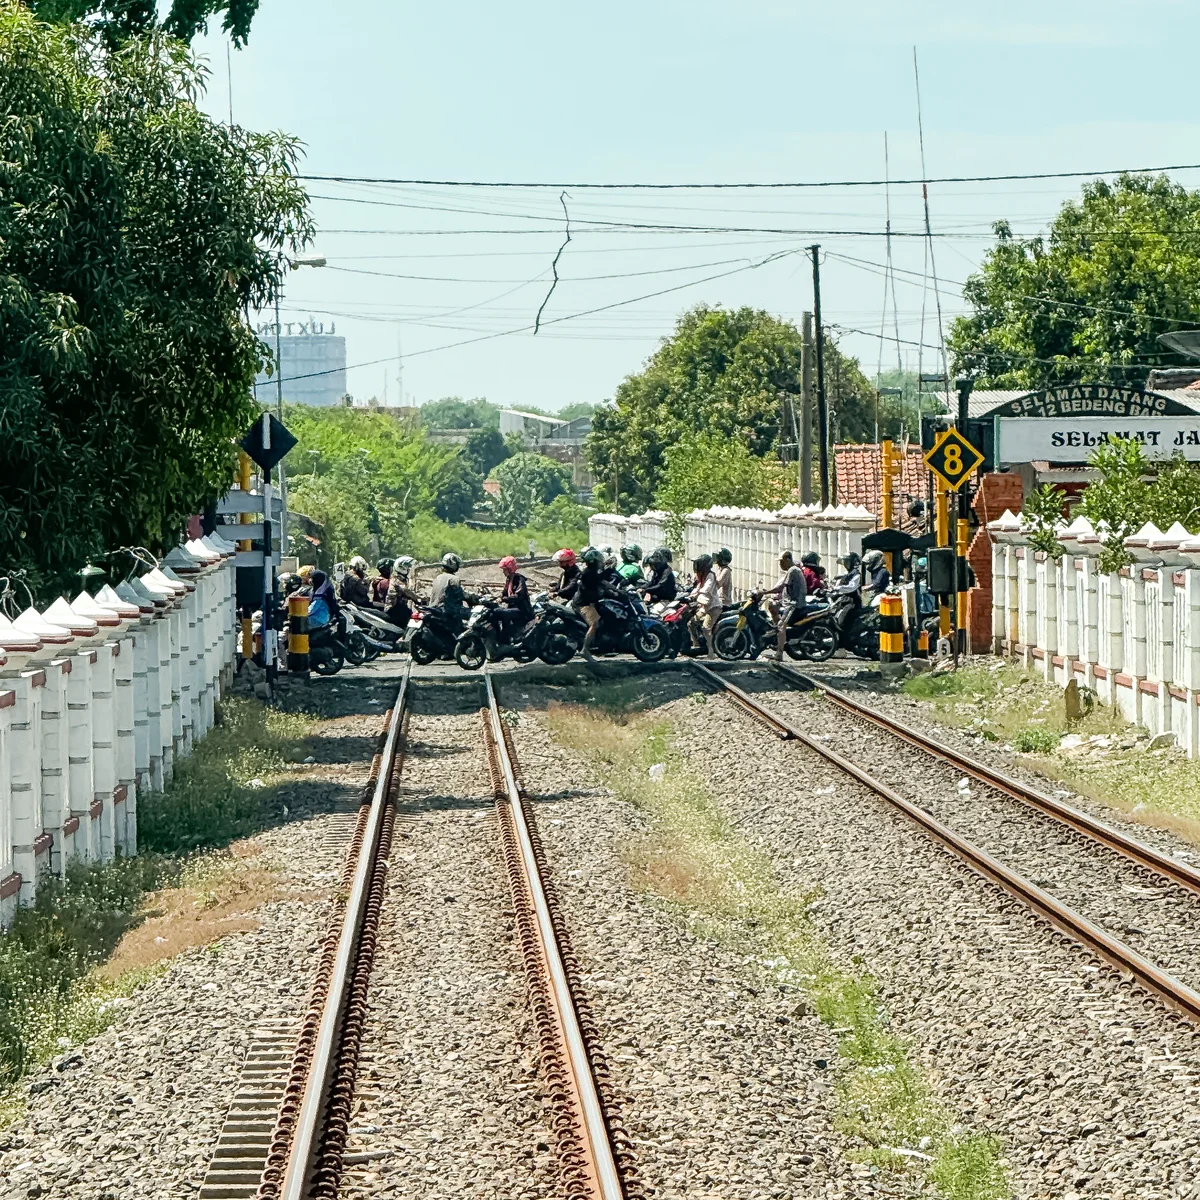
[231,665,637,1200]
[690,660,1200,1026]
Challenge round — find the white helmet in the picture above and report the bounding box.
[393,555,415,578]
[349,555,368,572]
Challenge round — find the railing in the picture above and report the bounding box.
[988,512,1200,755]
[589,503,877,597]
[0,536,239,925]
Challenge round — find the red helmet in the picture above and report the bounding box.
[553,548,576,568]
[498,555,517,574]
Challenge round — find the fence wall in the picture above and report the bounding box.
[989,512,1200,754]
[589,504,877,596]
[0,537,239,926]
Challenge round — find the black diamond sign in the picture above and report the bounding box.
[241,413,296,473]
[924,427,984,492]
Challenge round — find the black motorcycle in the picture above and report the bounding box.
[713,594,840,662]
[453,598,540,670]
[309,614,353,675]
[545,590,669,662]
[405,603,467,665]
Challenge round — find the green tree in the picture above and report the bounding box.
[492,454,571,529]
[418,396,499,430]
[1079,439,1154,573]
[586,305,873,512]
[464,427,512,478]
[556,402,598,422]
[655,431,789,549]
[30,0,261,44]
[948,174,1200,387]
[0,9,311,596]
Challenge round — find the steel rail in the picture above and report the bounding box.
[483,670,626,1200]
[278,664,410,1200]
[773,662,1200,900]
[691,661,1200,1025]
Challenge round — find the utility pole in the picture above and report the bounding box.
[809,246,830,508]
[800,312,814,504]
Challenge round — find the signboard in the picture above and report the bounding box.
[990,385,1197,419]
[924,428,984,492]
[241,413,296,472]
[996,416,1200,464]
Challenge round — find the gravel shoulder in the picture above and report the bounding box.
[671,684,1200,1200]
[505,699,883,1200]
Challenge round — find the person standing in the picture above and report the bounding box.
[760,550,807,661]
[577,547,606,662]
[688,553,720,659]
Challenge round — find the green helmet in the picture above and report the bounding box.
[581,547,605,567]
[714,547,732,566]
[621,543,642,564]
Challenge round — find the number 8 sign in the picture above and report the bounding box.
[924,427,984,491]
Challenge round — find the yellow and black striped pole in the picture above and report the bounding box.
[288,594,310,677]
[880,591,905,673]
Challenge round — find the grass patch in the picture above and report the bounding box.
[900,660,1200,845]
[545,697,1009,1198]
[0,697,316,1108]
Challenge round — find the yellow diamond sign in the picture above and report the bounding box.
[924,427,984,492]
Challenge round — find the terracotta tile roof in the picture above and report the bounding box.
[482,479,501,496]
[834,443,927,526]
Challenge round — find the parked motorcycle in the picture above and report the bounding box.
[404,604,467,665]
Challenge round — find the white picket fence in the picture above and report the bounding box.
[0,536,240,926]
[989,511,1200,754]
[589,503,878,596]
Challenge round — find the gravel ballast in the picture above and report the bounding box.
[671,682,1200,1199]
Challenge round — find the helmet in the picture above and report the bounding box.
[714,547,732,566]
[376,558,392,575]
[801,551,820,567]
[604,554,617,569]
[620,543,642,564]
[393,555,415,578]
[499,555,517,574]
[552,548,576,568]
[298,564,315,581]
[863,549,885,570]
[581,547,605,567]
[441,552,461,573]
[598,544,613,556]
[692,553,713,574]
[349,555,368,572]
[840,552,861,569]
[648,547,670,566]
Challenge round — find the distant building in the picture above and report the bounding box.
[254,319,346,407]
[500,409,594,500]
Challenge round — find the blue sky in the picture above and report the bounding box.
[196,0,1200,412]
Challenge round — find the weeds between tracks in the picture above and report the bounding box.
[544,686,1009,1200]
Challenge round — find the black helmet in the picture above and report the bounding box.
[692,553,713,574]
[376,557,392,575]
[581,547,605,567]
[649,546,671,566]
[714,547,732,566]
[801,551,820,567]
[441,552,461,572]
[621,543,642,564]
[840,551,861,569]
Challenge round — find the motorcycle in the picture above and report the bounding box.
[404,603,467,665]
[713,593,840,662]
[344,602,406,654]
[308,614,353,675]
[546,589,669,662]
[453,598,540,670]
[829,593,880,660]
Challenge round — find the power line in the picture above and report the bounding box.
[298,161,1200,190]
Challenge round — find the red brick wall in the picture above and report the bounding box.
[967,473,1023,653]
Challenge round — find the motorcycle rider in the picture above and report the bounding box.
[577,546,606,663]
[641,547,677,604]
[495,555,534,645]
[385,555,419,629]
[551,547,580,601]
[617,544,644,586]
[801,551,823,597]
[601,551,621,586]
[429,552,470,631]
[761,550,807,662]
[712,547,733,608]
[371,558,392,606]
[308,569,339,629]
[339,556,372,606]
[863,548,891,599]
[688,553,720,659]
